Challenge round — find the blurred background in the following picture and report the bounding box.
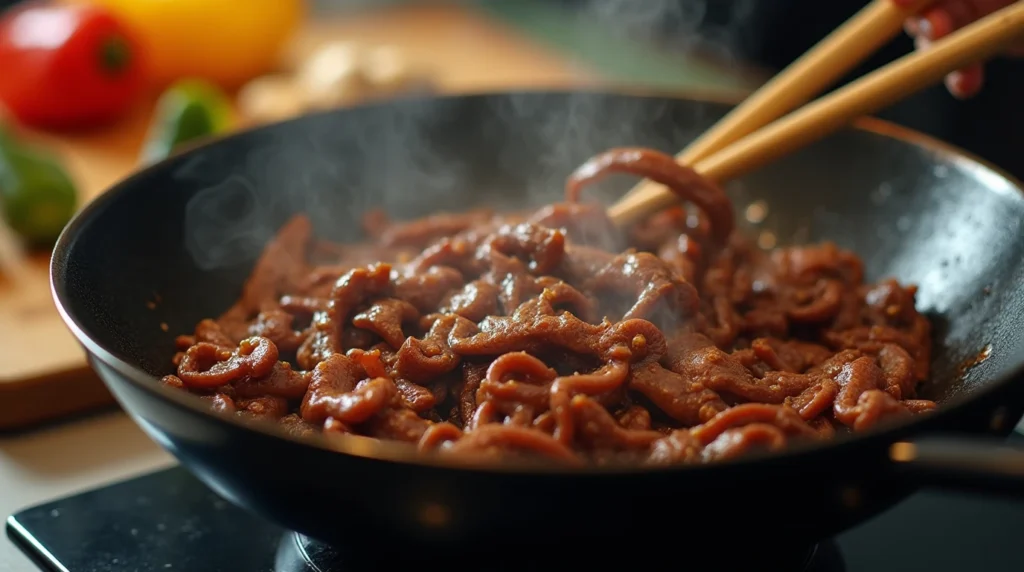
[0,0,1021,431]
[0,0,1019,198]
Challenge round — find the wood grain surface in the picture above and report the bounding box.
[0,2,596,429]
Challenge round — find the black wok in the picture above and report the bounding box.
[50,91,1024,554]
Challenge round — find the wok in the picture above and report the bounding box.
[51,91,1024,553]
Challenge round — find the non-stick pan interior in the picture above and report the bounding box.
[54,91,1024,406]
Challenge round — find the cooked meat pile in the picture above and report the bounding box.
[162,147,936,466]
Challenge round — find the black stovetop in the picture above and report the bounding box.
[7,440,1024,572]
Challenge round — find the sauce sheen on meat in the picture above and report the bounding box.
[164,148,936,466]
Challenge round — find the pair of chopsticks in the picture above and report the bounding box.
[608,0,1024,227]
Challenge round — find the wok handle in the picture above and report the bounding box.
[891,436,1024,498]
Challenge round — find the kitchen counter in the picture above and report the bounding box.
[0,410,174,571]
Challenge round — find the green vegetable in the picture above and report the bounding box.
[0,126,78,247]
[140,79,234,164]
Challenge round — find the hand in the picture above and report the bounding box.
[893,0,1024,98]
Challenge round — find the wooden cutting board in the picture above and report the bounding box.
[0,3,598,430]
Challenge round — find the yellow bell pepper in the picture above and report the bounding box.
[62,0,305,89]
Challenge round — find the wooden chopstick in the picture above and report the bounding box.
[608,1,1024,227]
[612,0,936,212]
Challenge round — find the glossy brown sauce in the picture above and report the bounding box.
[162,147,936,466]
[957,343,993,379]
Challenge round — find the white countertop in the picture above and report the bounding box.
[0,410,175,572]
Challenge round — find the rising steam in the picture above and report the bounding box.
[577,0,756,65]
[179,0,756,271]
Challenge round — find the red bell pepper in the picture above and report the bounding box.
[0,1,146,130]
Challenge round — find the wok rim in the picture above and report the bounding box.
[50,88,1024,477]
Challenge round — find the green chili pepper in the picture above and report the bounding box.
[140,79,234,164]
[0,126,78,248]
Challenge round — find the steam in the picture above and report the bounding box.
[489,93,679,206]
[179,98,469,270]
[582,0,707,44]
[183,175,262,271]
[576,0,756,66]
[179,0,759,271]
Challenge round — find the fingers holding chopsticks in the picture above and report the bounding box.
[894,0,1023,98]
